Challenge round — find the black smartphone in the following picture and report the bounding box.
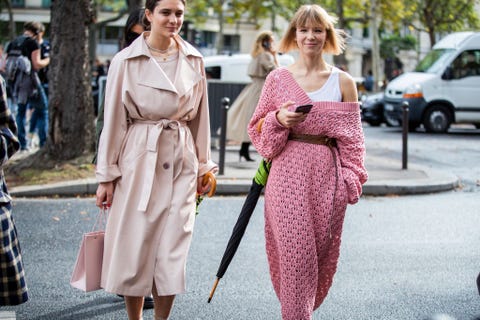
[295,104,313,114]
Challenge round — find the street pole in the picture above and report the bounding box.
[402,101,409,170]
[218,97,230,176]
[370,0,380,92]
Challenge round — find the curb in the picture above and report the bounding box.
[9,168,460,198]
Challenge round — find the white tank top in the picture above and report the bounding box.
[306,67,342,102]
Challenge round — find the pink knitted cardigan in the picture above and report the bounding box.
[248,68,368,320]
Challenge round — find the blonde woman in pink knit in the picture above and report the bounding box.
[248,4,368,320]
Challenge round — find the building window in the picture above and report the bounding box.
[223,34,240,54]
[11,0,25,8]
[42,0,51,8]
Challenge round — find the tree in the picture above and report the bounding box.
[0,0,17,41]
[187,0,270,53]
[48,0,96,160]
[404,0,480,47]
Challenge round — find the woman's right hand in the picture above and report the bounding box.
[96,181,115,209]
[275,101,308,128]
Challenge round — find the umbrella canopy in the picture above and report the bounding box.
[208,159,271,303]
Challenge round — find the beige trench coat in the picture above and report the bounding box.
[96,32,217,297]
[226,52,277,142]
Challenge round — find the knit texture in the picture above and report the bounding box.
[248,68,368,319]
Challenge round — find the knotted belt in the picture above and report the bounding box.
[133,119,187,212]
[288,132,338,238]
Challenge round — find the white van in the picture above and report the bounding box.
[204,53,295,83]
[383,32,480,133]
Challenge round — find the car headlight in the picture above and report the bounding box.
[403,84,423,99]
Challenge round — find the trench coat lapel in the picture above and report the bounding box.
[137,58,178,94]
[127,32,203,97]
[174,53,203,97]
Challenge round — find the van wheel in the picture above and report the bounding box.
[423,105,451,133]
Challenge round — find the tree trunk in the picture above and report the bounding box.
[333,0,348,68]
[48,0,95,160]
[2,0,16,39]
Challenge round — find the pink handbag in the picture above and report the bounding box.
[70,208,107,292]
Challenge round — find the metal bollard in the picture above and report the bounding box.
[402,101,409,170]
[218,97,230,175]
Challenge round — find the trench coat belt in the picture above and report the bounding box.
[132,119,187,212]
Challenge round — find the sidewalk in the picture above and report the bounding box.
[9,146,459,198]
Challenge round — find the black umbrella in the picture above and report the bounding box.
[208,159,271,303]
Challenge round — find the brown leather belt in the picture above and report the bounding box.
[288,133,337,147]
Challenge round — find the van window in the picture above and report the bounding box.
[450,50,480,79]
[415,48,456,73]
[206,66,221,79]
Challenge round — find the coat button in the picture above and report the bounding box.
[163,163,170,170]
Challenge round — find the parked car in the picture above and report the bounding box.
[361,92,399,127]
[384,32,480,133]
[204,53,295,83]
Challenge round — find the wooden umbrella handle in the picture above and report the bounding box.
[202,172,216,197]
[208,277,220,303]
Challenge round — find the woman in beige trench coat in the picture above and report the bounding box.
[95,1,217,319]
[226,30,278,161]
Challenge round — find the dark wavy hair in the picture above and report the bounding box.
[123,8,145,48]
[143,0,186,28]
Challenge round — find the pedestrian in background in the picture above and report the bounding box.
[248,4,368,319]
[6,21,50,152]
[364,69,374,92]
[0,74,28,306]
[94,8,146,163]
[95,0,217,319]
[226,30,279,162]
[27,21,50,149]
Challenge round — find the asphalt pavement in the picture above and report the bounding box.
[9,143,460,198]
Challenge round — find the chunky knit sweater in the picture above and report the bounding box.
[248,68,368,320]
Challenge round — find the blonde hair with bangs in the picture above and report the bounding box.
[278,4,346,55]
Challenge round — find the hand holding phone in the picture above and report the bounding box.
[295,104,313,114]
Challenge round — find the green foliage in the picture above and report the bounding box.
[96,0,126,12]
[380,34,417,58]
[403,0,480,35]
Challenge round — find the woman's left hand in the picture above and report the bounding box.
[197,172,216,197]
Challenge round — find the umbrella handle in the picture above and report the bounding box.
[202,172,216,197]
[207,277,220,303]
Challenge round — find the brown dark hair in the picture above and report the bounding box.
[24,21,45,35]
[143,0,186,28]
[123,8,145,48]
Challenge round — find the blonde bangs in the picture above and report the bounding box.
[278,4,346,55]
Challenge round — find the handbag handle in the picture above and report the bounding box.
[91,207,108,232]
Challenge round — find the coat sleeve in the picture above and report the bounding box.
[332,106,368,204]
[95,55,128,183]
[187,59,218,177]
[248,72,289,160]
[258,52,277,74]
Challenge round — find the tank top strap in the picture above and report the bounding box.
[306,66,342,102]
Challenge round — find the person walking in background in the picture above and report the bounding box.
[0,44,6,76]
[6,21,50,152]
[95,1,217,319]
[364,69,374,92]
[94,7,146,163]
[27,22,50,150]
[0,74,28,306]
[226,30,279,162]
[248,4,368,319]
